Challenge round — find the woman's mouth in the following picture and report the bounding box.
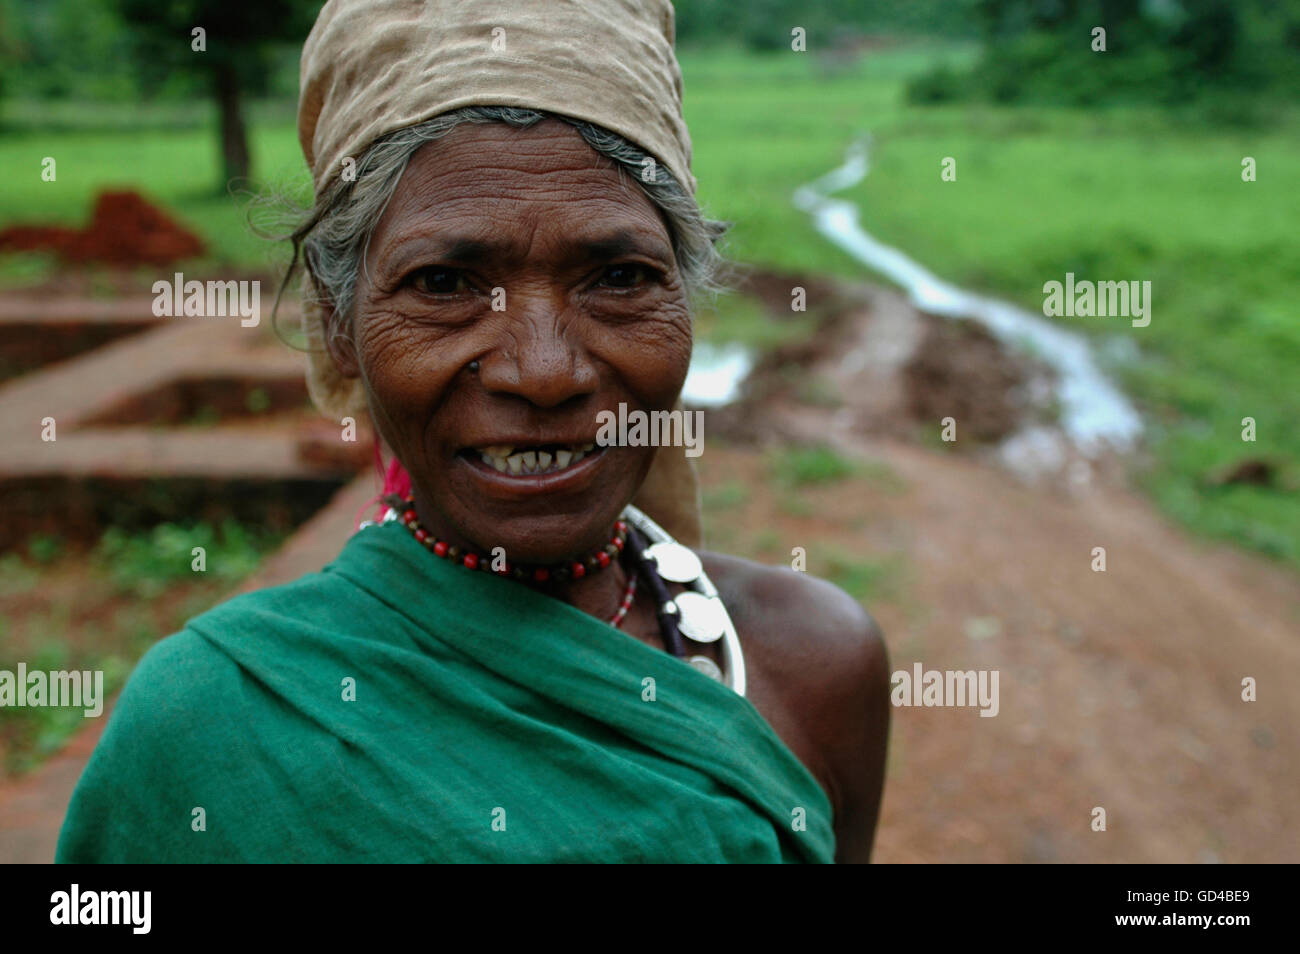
[465,441,599,477]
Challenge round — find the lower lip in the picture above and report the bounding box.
[457,448,608,498]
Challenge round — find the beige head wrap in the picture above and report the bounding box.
[300,0,695,198]
[296,0,702,544]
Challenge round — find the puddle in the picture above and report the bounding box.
[684,340,755,407]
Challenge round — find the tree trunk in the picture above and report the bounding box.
[214,61,251,189]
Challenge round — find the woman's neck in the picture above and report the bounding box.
[403,493,634,625]
[548,559,632,623]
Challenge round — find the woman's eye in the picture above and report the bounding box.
[598,264,652,288]
[412,267,468,295]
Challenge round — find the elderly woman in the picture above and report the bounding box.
[57,0,888,863]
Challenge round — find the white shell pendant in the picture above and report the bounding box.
[644,542,703,583]
[674,591,726,643]
[688,655,724,682]
[622,503,747,698]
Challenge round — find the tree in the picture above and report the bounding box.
[919,0,1300,107]
[113,0,319,189]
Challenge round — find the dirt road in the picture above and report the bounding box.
[698,440,1300,863]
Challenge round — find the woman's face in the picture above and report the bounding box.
[329,119,692,564]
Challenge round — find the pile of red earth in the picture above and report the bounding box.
[0,190,205,267]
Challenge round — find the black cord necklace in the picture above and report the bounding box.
[622,525,687,659]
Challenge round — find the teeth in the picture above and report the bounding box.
[475,442,591,476]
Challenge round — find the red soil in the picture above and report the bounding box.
[0,191,204,267]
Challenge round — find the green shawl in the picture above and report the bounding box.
[56,521,834,863]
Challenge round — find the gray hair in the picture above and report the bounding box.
[277,106,729,343]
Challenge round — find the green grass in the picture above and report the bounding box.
[1,41,1297,567]
[690,46,1300,569]
[94,520,289,598]
[769,445,858,487]
[0,101,307,279]
[821,549,905,604]
[693,290,817,351]
[0,520,287,776]
[701,480,750,511]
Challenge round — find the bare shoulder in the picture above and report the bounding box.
[700,550,887,683]
[700,551,890,861]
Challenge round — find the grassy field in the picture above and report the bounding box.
[686,47,1300,567]
[1,41,1297,568]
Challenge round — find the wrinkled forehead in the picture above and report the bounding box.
[369,121,675,265]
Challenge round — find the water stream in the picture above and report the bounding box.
[791,137,1142,455]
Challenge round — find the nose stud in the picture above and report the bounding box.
[468,360,480,373]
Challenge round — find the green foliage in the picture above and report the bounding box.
[770,445,857,487]
[908,0,1300,107]
[702,481,750,511]
[26,533,65,565]
[2,0,141,101]
[0,113,307,279]
[690,45,1300,568]
[94,520,286,598]
[0,553,40,596]
[245,386,272,414]
[822,549,902,602]
[0,521,283,776]
[752,528,782,555]
[110,0,319,84]
[694,292,817,351]
[777,494,815,518]
[675,0,979,48]
[905,62,967,103]
[0,638,133,777]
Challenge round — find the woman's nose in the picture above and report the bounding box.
[477,306,599,408]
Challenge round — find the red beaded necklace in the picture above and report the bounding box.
[394,497,638,627]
